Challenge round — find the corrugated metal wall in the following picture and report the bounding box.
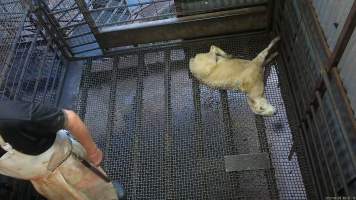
[338,28,356,118]
[311,0,353,50]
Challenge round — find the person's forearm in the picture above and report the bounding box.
[63,109,97,154]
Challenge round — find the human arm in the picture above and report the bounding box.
[62,109,103,166]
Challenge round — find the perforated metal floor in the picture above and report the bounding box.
[77,32,307,200]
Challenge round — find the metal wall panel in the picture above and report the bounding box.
[338,28,356,118]
[311,0,353,50]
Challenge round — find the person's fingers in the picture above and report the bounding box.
[88,148,103,166]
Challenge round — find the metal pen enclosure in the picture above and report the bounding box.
[0,0,356,199]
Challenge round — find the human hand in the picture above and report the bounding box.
[87,147,103,166]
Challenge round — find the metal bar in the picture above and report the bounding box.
[30,47,51,103]
[163,50,173,200]
[78,59,92,119]
[315,91,350,194]
[97,13,175,28]
[13,29,39,100]
[304,0,332,59]
[47,59,62,104]
[72,47,100,54]
[0,11,27,88]
[41,57,60,104]
[73,30,268,60]
[300,123,323,199]
[63,11,81,26]
[51,2,78,22]
[131,53,144,200]
[59,21,86,30]
[102,57,118,169]
[3,39,30,100]
[219,90,235,154]
[255,115,279,199]
[94,0,115,24]
[55,59,68,106]
[322,70,356,169]
[310,104,345,195]
[75,0,106,53]
[89,0,172,13]
[70,40,97,49]
[34,6,73,57]
[305,114,332,196]
[331,68,356,132]
[190,66,204,158]
[104,1,124,25]
[51,0,66,11]
[98,6,268,48]
[328,1,356,69]
[75,0,100,35]
[65,31,92,39]
[51,6,79,15]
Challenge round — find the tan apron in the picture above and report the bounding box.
[0,130,118,200]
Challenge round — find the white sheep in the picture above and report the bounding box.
[189,37,280,116]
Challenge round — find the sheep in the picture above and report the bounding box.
[189,37,280,116]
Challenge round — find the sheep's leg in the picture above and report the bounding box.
[246,81,276,116]
[264,52,279,65]
[253,36,280,64]
[210,45,232,58]
[263,52,279,84]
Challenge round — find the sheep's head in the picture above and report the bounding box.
[247,97,276,116]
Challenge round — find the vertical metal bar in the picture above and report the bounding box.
[163,50,173,199]
[219,90,235,154]
[6,41,31,99]
[55,59,68,106]
[75,0,106,52]
[78,59,92,119]
[331,68,356,132]
[46,56,62,105]
[305,114,332,196]
[103,57,118,169]
[315,91,351,195]
[300,122,322,199]
[30,46,51,103]
[310,104,343,195]
[131,53,144,200]
[13,29,39,100]
[0,11,27,87]
[254,115,279,199]
[41,57,59,104]
[322,71,356,169]
[94,0,114,24]
[189,51,204,159]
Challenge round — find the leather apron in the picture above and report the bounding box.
[0,130,118,200]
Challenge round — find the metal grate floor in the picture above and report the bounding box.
[77,32,307,199]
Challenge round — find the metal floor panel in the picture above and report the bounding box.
[77,32,307,199]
